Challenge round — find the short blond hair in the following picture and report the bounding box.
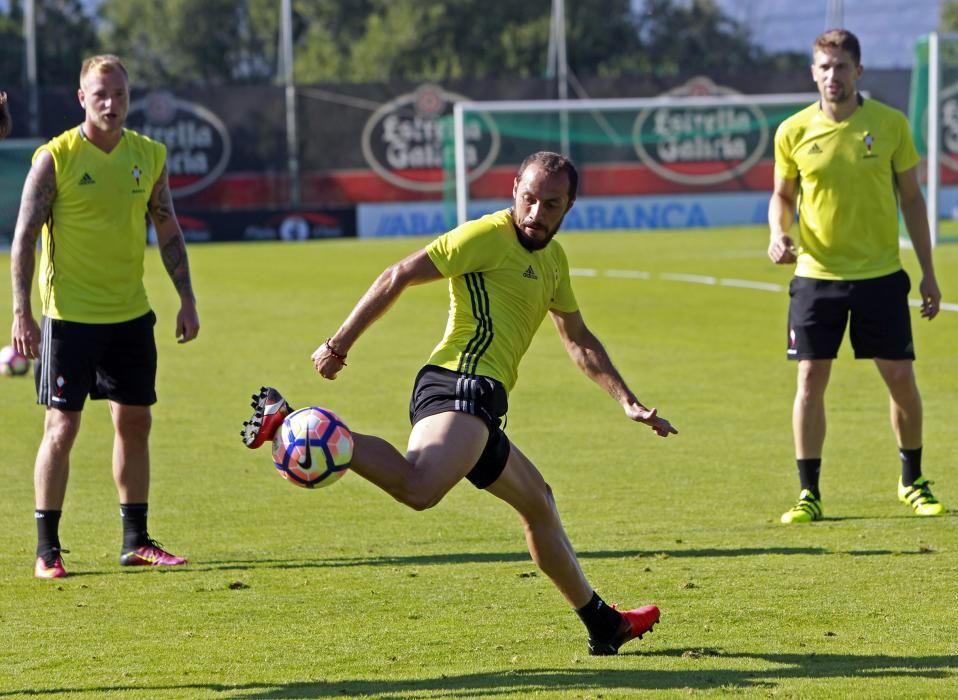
[80,54,129,84]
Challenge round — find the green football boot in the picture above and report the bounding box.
[898,477,946,516]
[780,489,823,524]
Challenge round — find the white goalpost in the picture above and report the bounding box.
[927,32,941,246]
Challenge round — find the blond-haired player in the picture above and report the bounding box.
[10,55,200,578]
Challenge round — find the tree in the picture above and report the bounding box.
[0,7,24,87]
[289,0,546,83]
[37,0,100,84]
[0,0,100,87]
[98,0,276,85]
[942,0,958,31]
[82,0,805,87]
[629,0,806,79]
[291,0,805,83]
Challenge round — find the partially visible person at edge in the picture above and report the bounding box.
[242,151,678,655]
[768,29,944,523]
[10,54,200,579]
[0,90,11,140]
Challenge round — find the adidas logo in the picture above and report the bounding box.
[522,265,538,280]
[808,143,823,155]
[78,173,95,185]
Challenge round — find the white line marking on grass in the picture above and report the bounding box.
[719,278,784,292]
[712,250,772,259]
[910,300,958,312]
[661,272,717,285]
[605,269,651,279]
[571,267,958,313]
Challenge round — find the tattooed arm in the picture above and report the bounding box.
[10,150,56,358]
[148,165,199,343]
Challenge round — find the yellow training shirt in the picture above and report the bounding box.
[774,98,920,280]
[36,127,166,323]
[425,208,578,393]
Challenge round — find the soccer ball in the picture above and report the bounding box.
[271,406,353,489]
[0,345,29,376]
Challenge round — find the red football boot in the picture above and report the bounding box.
[588,604,660,655]
[241,386,293,449]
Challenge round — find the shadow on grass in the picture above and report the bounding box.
[820,513,957,521]
[190,543,942,572]
[47,544,937,578]
[4,649,955,697]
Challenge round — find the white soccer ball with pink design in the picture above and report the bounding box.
[0,345,29,376]
[271,406,353,488]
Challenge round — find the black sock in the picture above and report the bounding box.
[35,509,62,563]
[900,447,923,486]
[575,591,623,641]
[120,503,149,550]
[797,458,822,500]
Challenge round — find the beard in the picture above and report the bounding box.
[512,211,566,251]
[823,83,852,105]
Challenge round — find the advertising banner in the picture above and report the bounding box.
[908,34,958,184]
[172,207,356,244]
[0,67,913,229]
[357,192,770,238]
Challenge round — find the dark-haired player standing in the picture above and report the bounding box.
[768,29,944,522]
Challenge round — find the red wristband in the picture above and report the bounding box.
[324,338,347,365]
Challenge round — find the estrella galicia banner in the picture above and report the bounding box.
[126,91,233,198]
[14,69,915,213]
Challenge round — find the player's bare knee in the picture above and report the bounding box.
[797,364,829,393]
[520,479,560,524]
[114,410,152,437]
[882,364,917,390]
[407,494,441,511]
[538,479,557,508]
[42,412,81,452]
[398,488,445,512]
[394,474,450,511]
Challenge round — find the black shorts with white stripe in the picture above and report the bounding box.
[408,364,510,489]
[35,311,157,411]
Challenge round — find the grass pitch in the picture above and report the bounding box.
[1,226,957,699]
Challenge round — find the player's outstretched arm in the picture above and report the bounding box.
[549,308,677,437]
[10,151,56,359]
[896,165,941,320]
[313,249,443,379]
[149,165,199,343]
[767,173,799,264]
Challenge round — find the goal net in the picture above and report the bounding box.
[444,93,818,230]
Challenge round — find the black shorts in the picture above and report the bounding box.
[36,311,158,411]
[787,270,914,361]
[409,365,511,489]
